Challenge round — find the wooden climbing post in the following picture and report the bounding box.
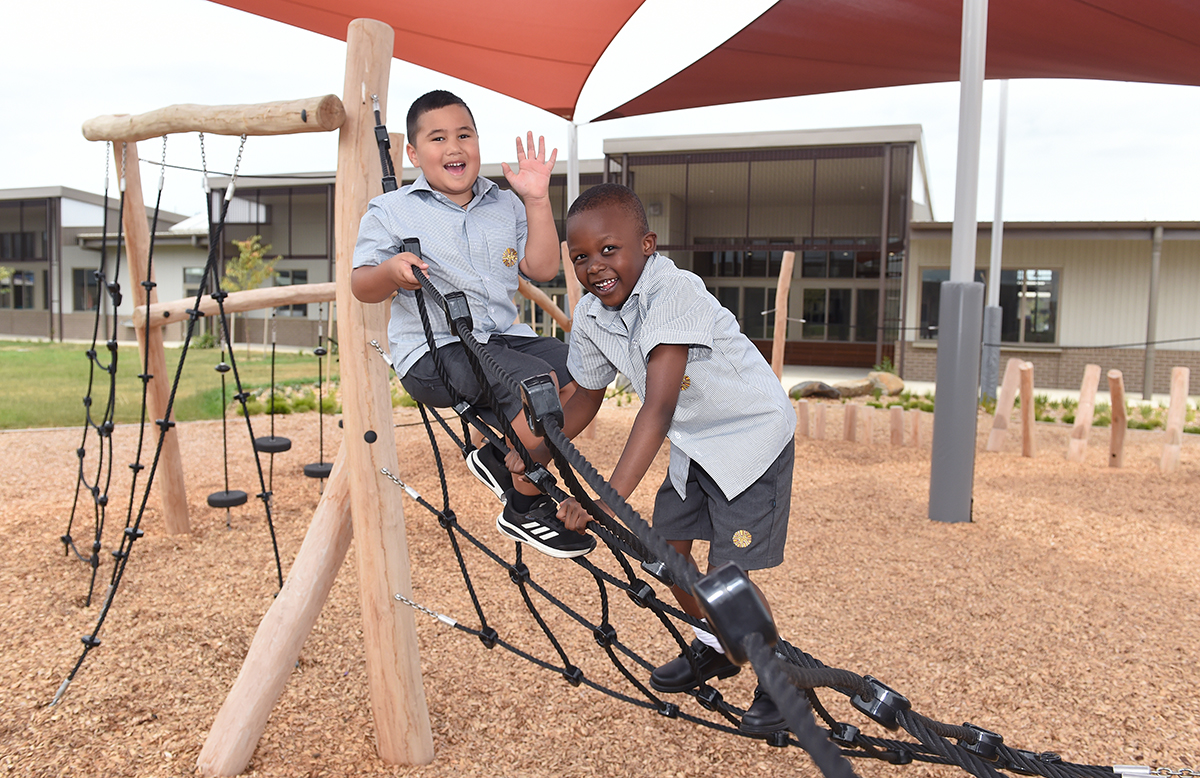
[114,141,190,535]
[910,409,921,448]
[986,357,1024,452]
[1066,364,1101,463]
[890,406,904,446]
[1108,370,1127,468]
[333,18,433,766]
[797,400,809,438]
[843,404,858,442]
[862,406,874,444]
[815,403,827,440]
[770,250,795,379]
[1160,366,1190,473]
[1019,361,1036,458]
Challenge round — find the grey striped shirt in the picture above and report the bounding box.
[352,173,537,376]
[567,253,796,500]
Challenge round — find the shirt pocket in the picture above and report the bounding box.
[670,346,711,423]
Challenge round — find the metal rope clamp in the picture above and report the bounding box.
[850,675,911,731]
[959,722,1003,761]
[519,374,563,438]
[691,561,778,666]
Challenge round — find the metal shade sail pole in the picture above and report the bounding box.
[980,79,1009,403]
[929,0,989,524]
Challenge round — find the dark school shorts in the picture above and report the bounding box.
[399,334,572,423]
[651,438,794,571]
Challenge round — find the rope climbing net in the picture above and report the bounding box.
[54,135,288,704]
[368,265,1175,778]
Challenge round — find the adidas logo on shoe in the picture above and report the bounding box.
[495,490,595,559]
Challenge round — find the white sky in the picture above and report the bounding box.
[3,0,1198,224]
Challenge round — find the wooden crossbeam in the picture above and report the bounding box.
[82,95,345,142]
[134,283,337,329]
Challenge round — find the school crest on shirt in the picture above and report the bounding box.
[732,530,752,548]
[501,247,518,267]
[680,375,691,391]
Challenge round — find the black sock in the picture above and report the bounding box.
[509,491,538,513]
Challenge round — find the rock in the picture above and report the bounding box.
[789,381,841,400]
[868,371,905,396]
[832,378,874,398]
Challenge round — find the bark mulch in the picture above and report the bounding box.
[1,401,1197,778]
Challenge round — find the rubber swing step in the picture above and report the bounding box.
[254,436,292,454]
[207,490,248,509]
[303,462,333,479]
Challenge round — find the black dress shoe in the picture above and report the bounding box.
[739,685,788,735]
[649,638,740,693]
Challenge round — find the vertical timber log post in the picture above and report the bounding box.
[1019,361,1036,458]
[843,403,858,442]
[987,357,1023,452]
[890,406,904,446]
[198,450,353,776]
[862,406,874,445]
[117,142,190,534]
[796,400,809,438]
[1066,364,1101,463]
[1160,366,1189,473]
[334,19,434,765]
[770,250,795,380]
[815,404,827,440]
[910,409,921,448]
[1108,370,1127,468]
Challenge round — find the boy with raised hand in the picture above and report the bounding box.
[553,183,796,735]
[350,89,593,560]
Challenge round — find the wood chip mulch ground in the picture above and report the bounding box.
[1,400,1197,778]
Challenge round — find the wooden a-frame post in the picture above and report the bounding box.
[198,18,433,775]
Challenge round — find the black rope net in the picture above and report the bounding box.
[54,135,287,704]
[364,263,1137,778]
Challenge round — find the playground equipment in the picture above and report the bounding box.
[302,304,334,481]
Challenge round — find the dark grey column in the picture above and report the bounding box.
[929,281,985,523]
[980,305,1001,402]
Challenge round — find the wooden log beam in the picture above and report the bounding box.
[986,357,1024,452]
[1108,370,1127,468]
[198,448,352,776]
[83,95,345,143]
[1066,364,1101,463]
[1160,366,1189,473]
[770,251,796,380]
[118,142,190,535]
[517,277,571,333]
[333,19,433,766]
[134,283,337,329]
[1020,361,1036,458]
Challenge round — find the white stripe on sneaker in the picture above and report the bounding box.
[521,522,559,540]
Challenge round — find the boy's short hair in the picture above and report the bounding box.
[406,90,476,144]
[567,183,650,235]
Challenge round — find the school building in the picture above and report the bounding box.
[3,125,1196,392]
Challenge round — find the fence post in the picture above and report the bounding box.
[890,406,904,446]
[797,400,809,438]
[843,404,858,442]
[910,409,921,448]
[1108,370,1127,468]
[815,404,827,440]
[1066,364,1101,463]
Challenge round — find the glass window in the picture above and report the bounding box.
[855,250,880,279]
[274,268,309,317]
[73,268,100,311]
[998,268,1059,344]
[802,288,826,339]
[742,287,777,340]
[828,288,852,341]
[716,286,740,322]
[801,250,827,278]
[919,268,989,341]
[802,288,852,341]
[183,267,207,300]
[855,288,878,342]
[830,250,854,278]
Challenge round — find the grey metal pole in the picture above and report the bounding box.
[876,144,893,368]
[980,79,1009,403]
[567,121,580,208]
[1143,225,1163,400]
[929,0,988,524]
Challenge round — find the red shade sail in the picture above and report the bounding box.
[211,0,1200,123]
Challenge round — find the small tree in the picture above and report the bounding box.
[222,236,281,355]
[0,267,12,308]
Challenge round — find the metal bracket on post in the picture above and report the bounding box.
[691,562,777,666]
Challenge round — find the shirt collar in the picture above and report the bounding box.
[406,172,498,208]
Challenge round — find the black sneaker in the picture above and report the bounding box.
[739,685,788,736]
[465,444,512,503]
[495,491,595,559]
[649,638,741,693]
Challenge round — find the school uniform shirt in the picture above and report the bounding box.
[352,173,537,376]
[568,252,797,501]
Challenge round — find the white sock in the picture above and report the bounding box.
[692,622,724,653]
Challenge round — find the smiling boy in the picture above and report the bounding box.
[350,89,594,560]
[553,183,797,735]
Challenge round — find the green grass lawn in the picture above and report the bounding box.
[0,340,337,430]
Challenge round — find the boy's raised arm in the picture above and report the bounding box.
[502,132,560,282]
[351,251,430,302]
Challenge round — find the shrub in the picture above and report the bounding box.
[1063,413,1075,425]
[1093,413,1111,428]
[872,356,897,374]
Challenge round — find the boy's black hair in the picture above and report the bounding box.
[567,183,650,235]
[406,90,476,145]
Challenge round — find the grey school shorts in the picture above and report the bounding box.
[652,438,794,571]
[399,334,572,423]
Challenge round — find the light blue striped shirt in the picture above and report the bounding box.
[352,173,537,376]
[567,253,796,501]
